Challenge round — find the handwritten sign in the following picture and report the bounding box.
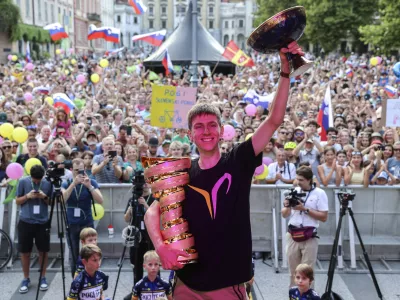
[150,85,197,129]
[383,98,400,127]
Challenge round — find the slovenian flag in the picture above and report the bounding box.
[129,0,147,14]
[88,26,120,43]
[243,90,274,109]
[26,42,31,63]
[53,93,76,114]
[385,85,397,98]
[317,85,333,141]
[33,86,50,95]
[162,49,173,75]
[132,30,166,47]
[43,23,69,41]
[346,68,354,77]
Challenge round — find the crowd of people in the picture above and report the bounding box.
[0,48,399,299]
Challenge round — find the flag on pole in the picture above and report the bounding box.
[43,23,69,41]
[346,68,353,77]
[222,41,255,67]
[162,49,173,75]
[26,41,31,63]
[53,93,76,114]
[88,26,120,43]
[243,90,274,109]
[317,85,333,141]
[385,85,397,98]
[132,30,167,47]
[129,0,147,14]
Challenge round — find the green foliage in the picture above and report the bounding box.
[16,24,51,43]
[254,0,297,27]
[42,52,51,59]
[359,0,400,54]
[0,0,22,41]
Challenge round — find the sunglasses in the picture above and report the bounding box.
[294,132,304,136]
[280,132,288,135]
[2,146,11,149]
[394,149,400,152]
[221,147,227,150]
[12,144,18,148]
[27,125,37,130]
[352,151,362,155]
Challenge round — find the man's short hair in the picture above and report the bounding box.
[306,120,318,128]
[143,250,160,263]
[80,244,102,261]
[72,158,84,166]
[187,103,221,130]
[112,109,123,119]
[27,138,38,145]
[326,127,338,135]
[296,166,313,181]
[30,165,45,179]
[80,227,98,242]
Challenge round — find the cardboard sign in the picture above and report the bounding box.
[382,98,400,127]
[150,85,197,129]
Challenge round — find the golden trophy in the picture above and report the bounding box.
[247,6,313,77]
[142,157,198,264]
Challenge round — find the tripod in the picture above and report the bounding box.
[321,192,383,300]
[35,176,76,300]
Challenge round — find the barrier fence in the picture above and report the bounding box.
[0,184,399,271]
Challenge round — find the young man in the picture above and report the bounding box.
[92,137,123,183]
[16,165,52,293]
[145,42,304,299]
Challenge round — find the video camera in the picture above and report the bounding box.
[338,191,356,206]
[132,170,146,199]
[284,188,307,207]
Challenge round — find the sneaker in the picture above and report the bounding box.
[40,277,49,291]
[19,278,30,294]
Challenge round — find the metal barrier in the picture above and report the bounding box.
[1,184,400,270]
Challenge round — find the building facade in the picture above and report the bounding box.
[220,0,256,48]
[101,0,116,50]
[114,0,142,49]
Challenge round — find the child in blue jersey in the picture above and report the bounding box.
[74,228,98,279]
[289,264,320,300]
[132,251,172,300]
[68,245,108,300]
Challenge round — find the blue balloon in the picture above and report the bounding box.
[394,62,400,78]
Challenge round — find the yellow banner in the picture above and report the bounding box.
[231,50,251,66]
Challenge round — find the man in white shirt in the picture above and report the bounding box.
[281,166,328,287]
[265,150,296,185]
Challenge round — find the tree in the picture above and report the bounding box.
[254,0,298,27]
[359,0,400,54]
[297,0,377,53]
[0,0,22,41]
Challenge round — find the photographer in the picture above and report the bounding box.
[61,158,103,277]
[123,182,155,300]
[16,165,52,294]
[281,166,328,287]
[92,137,123,183]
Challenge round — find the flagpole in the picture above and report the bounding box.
[210,54,222,80]
[190,0,199,87]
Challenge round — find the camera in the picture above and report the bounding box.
[375,145,384,151]
[46,161,65,181]
[338,191,355,205]
[132,170,145,199]
[284,188,307,207]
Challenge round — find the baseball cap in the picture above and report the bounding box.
[294,126,304,132]
[306,139,314,143]
[371,140,382,145]
[0,112,7,124]
[149,137,159,146]
[377,171,388,180]
[86,128,97,138]
[284,142,297,150]
[162,139,171,146]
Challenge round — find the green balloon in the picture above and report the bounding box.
[74,98,85,110]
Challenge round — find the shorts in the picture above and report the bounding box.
[18,220,50,253]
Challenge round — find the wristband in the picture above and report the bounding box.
[280,71,290,78]
[89,186,95,192]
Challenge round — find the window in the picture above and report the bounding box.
[117,15,121,22]
[197,7,201,14]
[45,2,48,22]
[38,0,42,20]
[162,6,167,14]
[209,6,213,15]
[209,20,214,29]
[134,17,138,24]
[232,20,234,28]
[149,20,154,29]
[50,4,54,22]
[25,0,30,17]
[162,20,166,28]
[127,15,130,24]
[149,6,154,16]
[76,0,80,10]
[224,21,228,28]
[239,20,244,28]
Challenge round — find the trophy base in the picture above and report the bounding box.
[289,54,314,77]
[291,61,313,77]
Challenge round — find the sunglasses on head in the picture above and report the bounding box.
[352,151,362,156]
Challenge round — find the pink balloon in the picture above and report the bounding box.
[222,124,235,141]
[7,55,12,61]
[254,164,265,176]
[6,163,24,180]
[262,156,273,166]
[245,104,257,116]
[25,63,34,71]
[376,56,382,65]
[26,75,32,81]
[77,74,85,84]
[24,92,33,102]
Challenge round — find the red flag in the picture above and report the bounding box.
[222,41,255,67]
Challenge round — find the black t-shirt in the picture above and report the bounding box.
[176,138,262,291]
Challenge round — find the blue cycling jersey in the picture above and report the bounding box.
[67,270,108,300]
[74,256,84,278]
[289,287,321,300]
[132,275,171,300]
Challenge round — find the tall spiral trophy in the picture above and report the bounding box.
[142,157,198,264]
[247,6,313,77]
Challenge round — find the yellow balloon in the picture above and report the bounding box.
[254,165,269,180]
[92,204,105,220]
[71,59,77,65]
[25,158,42,175]
[99,59,109,68]
[0,123,14,139]
[245,133,254,141]
[91,73,100,84]
[370,57,378,66]
[64,69,70,75]
[12,127,28,144]
[12,55,18,62]
[45,97,54,106]
[56,49,62,55]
